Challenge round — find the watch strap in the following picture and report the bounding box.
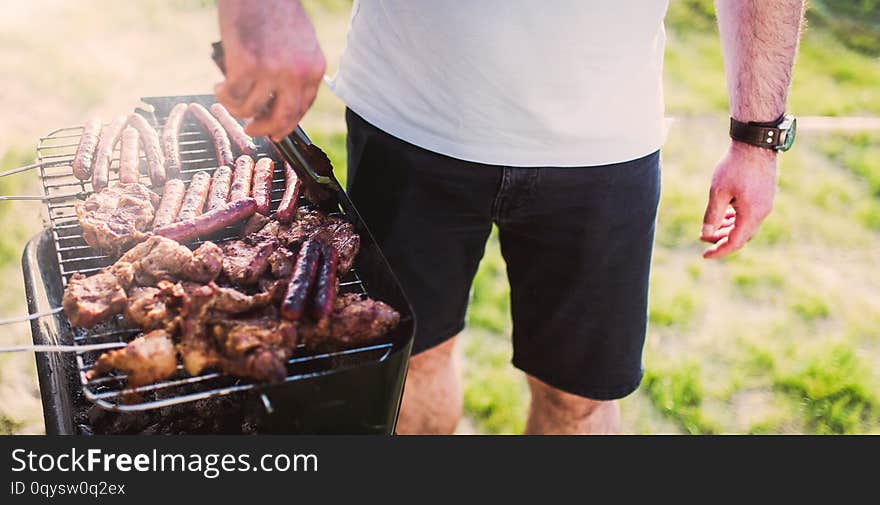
[729,116,786,149]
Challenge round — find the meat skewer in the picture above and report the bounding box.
[176,171,211,221]
[188,102,235,167]
[275,162,301,223]
[311,242,339,320]
[118,126,141,184]
[72,117,103,180]
[229,155,254,201]
[161,103,188,180]
[127,113,166,187]
[209,102,257,156]
[252,157,274,215]
[152,179,186,229]
[91,115,127,191]
[206,165,232,211]
[154,197,257,243]
[280,239,321,321]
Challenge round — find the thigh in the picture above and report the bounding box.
[499,151,661,400]
[346,109,498,354]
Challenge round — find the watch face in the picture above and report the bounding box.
[779,116,796,152]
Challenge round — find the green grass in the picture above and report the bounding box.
[774,346,878,434]
[642,362,719,434]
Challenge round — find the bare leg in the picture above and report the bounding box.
[525,375,621,435]
[396,337,462,435]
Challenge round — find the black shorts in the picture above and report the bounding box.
[345,109,661,400]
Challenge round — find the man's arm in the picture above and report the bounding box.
[700,0,805,259]
[214,0,326,141]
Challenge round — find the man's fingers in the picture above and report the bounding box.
[247,87,302,140]
[703,208,758,259]
[701,187,731,240]
[699,224,734,243]
[230,79,276,120]
[214,75,256,112]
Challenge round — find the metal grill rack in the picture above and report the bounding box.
[35,95,395,412]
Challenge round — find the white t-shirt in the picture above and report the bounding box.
[327,0,669,167]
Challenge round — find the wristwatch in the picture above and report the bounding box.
[729,114,797,152]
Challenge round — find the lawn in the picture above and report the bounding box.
[0,0,877,434]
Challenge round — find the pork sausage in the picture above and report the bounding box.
[252,157,274,215]
[229,155,254,202]
[177,171,211,221]
[154,197,257,243]
[152,179,186,229]
[280,239,321,321]
[92,115,127,191]
[311,242,339,320]
[161,103,187,180]
[275,163,301,223]
[72,117,102,180]
[118,126,140,184]
[209,102,257,156]
[188,103,234,167]
[206,165,232,211]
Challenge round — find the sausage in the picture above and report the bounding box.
[162,103,187,180]
[127,113,166,187]
[209,102,257,156]
[152,179,186,229]
[154,197,257,243]
[311,243,339,320]
[118,126,140,184]
[176,171,211,221]
[280,239,321,321]
[206,165,232,211]
[275,162,301,223]
[188,103,234,167]
[252,157,274,215]
[229,155,254,201]
[92,115,127,191]
[72,117,102,180]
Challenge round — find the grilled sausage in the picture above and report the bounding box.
[127,113,166,187]
[188,103,234,167]
[229,155,254,201]
[152,179,186,229]
[118,126,141,184]
[162,103,187,180]
[72,117,102,180]
[311,242,339,320]
[209,102,257,156]
[280,239,321,321]
[275,162,301,223]
[206,165,232,211]
[154,197,257,243]
[92,115,127,191]
[177,171,211,221]
[252,157,274,215]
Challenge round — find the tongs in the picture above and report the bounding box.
[0,307,126,354]
[210,41,356,217]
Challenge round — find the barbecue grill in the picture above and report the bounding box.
[18,94,414,434]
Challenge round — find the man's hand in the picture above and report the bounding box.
[700,141,777,259]
[215,0,326,141]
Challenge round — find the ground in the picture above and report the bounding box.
[0,0,877,434]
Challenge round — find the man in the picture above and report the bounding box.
[214,0,804,434]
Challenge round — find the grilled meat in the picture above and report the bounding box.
[86,329,177,388]
[118,126,141,184]
[258,208,360,274]
[188,103,234,167]
[152,178,186,229]
[161,103,187,180]
[299,294,399,349]
[111,236,223,287]
[252,157,274,215]
[211,313,298,383]
[275,162,301,223]
[209,103,257,156]
[153,198,257,243]
[124,282,182,331]
[221,235,277,286]
[206,165,232,211]
[72,117,102,180]
[177,171,211,221]
[76,182,156,257]
[127,113,166,187]
[63,271,127,328]
[92,115,127,191]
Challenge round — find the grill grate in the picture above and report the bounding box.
[35,95,393,412]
